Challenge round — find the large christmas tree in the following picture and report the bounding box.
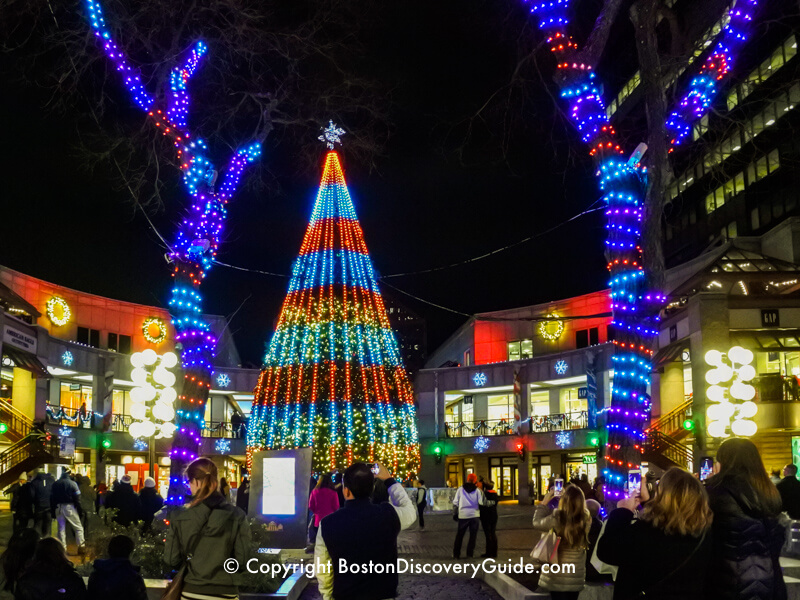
[247,124,420,477]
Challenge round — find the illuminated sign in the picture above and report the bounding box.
[262,457,296,516]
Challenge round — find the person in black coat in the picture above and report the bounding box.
[479,480,499,558]
[15,537,86,600]
[236,475,250,514]
[137,477,164,532]
[705,438,787,600]
[4,474,33,532]
[597,467,713,600]
[776,463,800,519]
[29,469,55,538]
[87,535,147,600]
[104,475,141,528]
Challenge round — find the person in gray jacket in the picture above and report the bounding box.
[164,458,251,600]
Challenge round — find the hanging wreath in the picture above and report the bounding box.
[538,312,564,341]
[46,297,71,326]
[142,317,168,344]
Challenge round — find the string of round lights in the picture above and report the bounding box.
[142,317,168,345]
[538,312,564,341]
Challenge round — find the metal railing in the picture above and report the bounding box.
[755,375,800,403]
[45,404,96,429]
[0,432,60,478]
[648,398,693,436]
[444,411,588,438]
[203,421,246,439]
[644,430,693,469]
[0,399,34,439]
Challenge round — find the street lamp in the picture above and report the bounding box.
[705,346,758,438]
[129,350,179,476]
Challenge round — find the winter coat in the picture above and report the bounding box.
[51,474,81,509]
[453,483,483,519]
[15,562,86,600]
[309,487,340,527]
[138,487,164,528]
[417,485,429,507]
[706,475,787,600]
[86,558,148,600]
[105,482,141,527]
[77,477,96,513]
[235,480,250,513]
[596,508,712,600]
[29,472,55,513]
[776,475,800,519]
[6,482,33,517]
[480,489,498,526]
[164,491,251,596]
[532,503,590,592]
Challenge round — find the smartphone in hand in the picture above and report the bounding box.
[554,478,564,496]
[627,469,641,497]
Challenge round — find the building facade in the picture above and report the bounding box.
[0,266,260,496]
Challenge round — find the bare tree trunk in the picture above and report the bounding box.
[630,0,670,291]
[578,0,629,67]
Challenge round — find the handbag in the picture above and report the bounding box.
[161,508,214,600]
[530,529,561,564]
[637,531,707,598]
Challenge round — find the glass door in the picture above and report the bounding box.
[490,465,517,499]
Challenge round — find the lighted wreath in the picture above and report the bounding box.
[142,317,168,344]
[46,297,71,326]
[538,312,564,341]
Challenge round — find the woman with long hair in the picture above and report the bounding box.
[0,528,39,600]
[308,473,340,549]
[532,485,592,600]
[164,458,251,600]
[705,438,786,600]
[596,467,713,599]
[15,537,86,600]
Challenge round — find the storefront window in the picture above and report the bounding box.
[59,382,93,412]
[488,394,513,421]
[566,454,598,484]
[560,387,587,414]
[0,369,12,399]
[445,401,459,423]
[530,390,550,416]
[112,389,131,416]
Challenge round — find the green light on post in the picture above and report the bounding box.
[0,423,8,435]
[102,438,112,449]
[588,432,600,447]
[683,419,695,431]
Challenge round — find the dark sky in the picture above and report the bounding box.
[1,0,611,366]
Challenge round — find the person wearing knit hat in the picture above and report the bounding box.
[138,476,164,533]
[105,474,141,528]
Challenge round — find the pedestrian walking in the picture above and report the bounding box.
[105,474,141,527]
[479,480,498,558]
[0,528,39,600]
[95,482,107,514]
[308,473,340,550]
[597,467,713,599]
[532,485,592,600]
[15,537,87,600]
[164,457,251,599]
[452,473,484,559]
[87,535,148,600]
[706,438,787,600]
[4,473,33,532]
[138,477,164,532]
[314,462,416,600]
[777,463,800,519]
[29,468,55,538]
[77,475,96,536]
[51,468,85,552]
[235,475,250,513]
[416,479,428,530]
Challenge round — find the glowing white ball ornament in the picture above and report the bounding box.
[142,349,158,366]
[705,345,759,439]
[705,350,723,366]
[731,419,757,437]
[160,352,179,369]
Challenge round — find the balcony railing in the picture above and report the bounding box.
[445,411,588,438]
[45,404,97,429]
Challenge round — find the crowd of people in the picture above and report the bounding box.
[532,438,791,600]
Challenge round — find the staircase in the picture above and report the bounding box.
[0,432,63,490]
[643,399,694,471]
[0,398,35,443]
[648,398,693,440]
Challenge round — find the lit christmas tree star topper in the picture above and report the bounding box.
[318,121,346,149]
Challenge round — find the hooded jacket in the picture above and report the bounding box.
[706,474,787,600]
[86,558,147,600]
[29,472,55,512]
[105,482,141,527]
[164,491,251,596]
[453,482,483,519]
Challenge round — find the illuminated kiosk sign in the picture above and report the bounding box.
[249,447,312,549]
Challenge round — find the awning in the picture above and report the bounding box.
[2,345,51,378]
[652,342,685,371]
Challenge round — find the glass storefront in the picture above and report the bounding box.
[59,382,93,412]
[487,394,513,421]
[489,456,519,499]
[565,453,599,484]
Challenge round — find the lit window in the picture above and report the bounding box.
[520,339,533,359]
[768,149,780,173]
[727,221,738,239]
[507,341,521,362]
[734,172,745,195]
[756,156,769,180]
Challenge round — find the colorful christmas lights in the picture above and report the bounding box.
[246,142,420,478]
[83,0,264,504]
[46,297,71,326]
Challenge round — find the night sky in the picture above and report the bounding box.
[1,0,619,366]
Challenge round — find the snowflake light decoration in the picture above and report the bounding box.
[474,436,490,453]
[472,372,487,387]
[318,120,346,149]
[216,373,231,388]
[62,351,74,366]
[555,360,568,375]
[215,438,231,454]
[59,426,73,437]
[133,438,149,451]
[555,430,572,449]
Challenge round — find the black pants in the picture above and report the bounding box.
[550,592,580,600]
[34,510,52,537]
[453,517,479,558]
[481,515,498,557]
[417,502,425,528]
[13,512,32,533]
